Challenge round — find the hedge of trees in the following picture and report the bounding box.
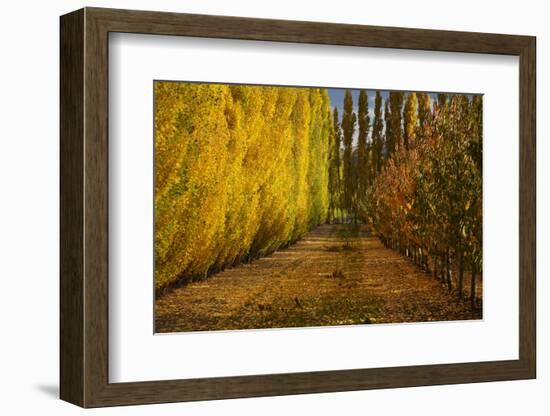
[326,91,482,306]
[370,93,482,306]
[154,82,333,291]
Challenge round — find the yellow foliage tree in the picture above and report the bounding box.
[154,82,332,291]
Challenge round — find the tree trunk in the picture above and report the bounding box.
[446,249,452,290]
[470,265,477,310]
[422,249,429,272]
[457,249,464,300]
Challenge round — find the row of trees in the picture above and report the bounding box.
[327,90,373,223]
[327,89,482,305]
[155,82,332,291]
[155,82,482,304]
[328,91,435,221]
[373,93,482,306]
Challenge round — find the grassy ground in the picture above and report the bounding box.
[155,224,481,333]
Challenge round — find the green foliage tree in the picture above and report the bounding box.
[356,90,370,208]
[341,90,357,222]
[467,94,483,307]
[383,99,392,167]
[329,108,343,223]
[403,92,418,149]
[417,92,432,142]
[372,91,384,174]
[437,93,448,109]
[388,91,404,156]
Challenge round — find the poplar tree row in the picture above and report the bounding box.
[155,82,332,291]
[156,82,482,303]
[371,93,482,305]
[327,89,483,305]
[327,90,372,223]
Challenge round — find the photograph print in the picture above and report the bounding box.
[154,81,483,333]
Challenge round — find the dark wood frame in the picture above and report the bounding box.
[60,7,536,408]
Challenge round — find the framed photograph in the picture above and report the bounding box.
[60,7,536,407]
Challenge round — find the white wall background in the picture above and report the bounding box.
[0,0,545,414]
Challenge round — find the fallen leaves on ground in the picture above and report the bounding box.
[155,224,481,333]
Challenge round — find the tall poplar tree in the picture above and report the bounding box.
[403,92,418,149]
[470,95,483,172]
[329,107,343,222]
[468,94,483,306]
[437,93,448,110]
[372,91,384,174]
[416,92,432,142]
[357,90,370,200]
[388,91,404,157]
[383,99,392,167]
[341,90,356,222]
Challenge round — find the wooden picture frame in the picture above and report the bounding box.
[60,7,536,408]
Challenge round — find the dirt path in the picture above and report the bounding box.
[155,224,481,332]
